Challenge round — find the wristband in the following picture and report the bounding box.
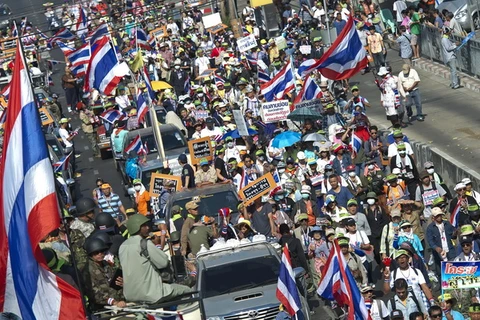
[429,298,435,305]
[108,298,115,306]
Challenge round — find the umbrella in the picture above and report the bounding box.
[302,132,327,142]
[271,131,302,148]
[222,128,258,140]
[287,107,323,122]
[151,81,173,91]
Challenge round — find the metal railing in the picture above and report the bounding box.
[420,25,480,78]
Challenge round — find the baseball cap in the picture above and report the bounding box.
[431,207,445,216]
[347,199,358,207]
[185,201,199,210]
[460,224,474,235]
[390,209,402,218]
[455,183,466,191]
[199,158,209,166]
[460,235,473,245]
[100,183,111,189]
[394,249,410,259]
[178,154,188,162]
[345,218,356,226]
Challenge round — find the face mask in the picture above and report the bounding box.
[368,164,374,170]
[258,156,265,161]
[302,194,309,199]
[227,142,233,148]
[392,222,399,227]
[325,170,333,177]
[367,199,375,205]
[427,168,434,174]
[399,151,406,156]
[348,171,356,177]
[134,186,141,191]
[279,169,285,175]
[198,93,204,97]
[174,65,180,70]
[275,195,285,201]
[296,86,302,91]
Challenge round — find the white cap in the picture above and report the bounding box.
[297,151,306,160]
[462,178,472,185]
[392,168,401,175]
[301,185,311,194]
[377,66,389,76]
[455,183,467,191]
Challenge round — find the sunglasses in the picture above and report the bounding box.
[431,314,442,319]
[458,188,466,191]
[401,226,411,229]
[462,243,472,247]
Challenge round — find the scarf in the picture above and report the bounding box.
[395,154,413,171]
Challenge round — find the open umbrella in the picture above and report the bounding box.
[271,131,302,148]
[222,128,258,140]
[302,132,327,142]
[287,107,323,122]
[151,81,173,91]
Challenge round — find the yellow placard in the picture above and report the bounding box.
[239,173,277,206]
[39,107,54,126]
[251,0,273,7]
[187,136,214,165]
[149,173,181,196]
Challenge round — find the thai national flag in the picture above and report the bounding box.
[260,62,295,102]
[141,66,156,103]
[76,6,88,33]
[0,38,85,319]
[36,28,49,41]
[136,89,148,124]
[1,83,10,100]
[147,34,157,49]
[101,109,123,124]
[297,16,368,80]
[89,23,110,45]
[48,75,54,86]
[317,241,370,320]
[124,134,145,155]
[84,37,130,95]
[258,69,271,84]
[293,74,323,104]
[48,28,76,45]
[11,24,17,37]
[276,245,301,316]
[246,54,257,67]
[214,73,225,87]
[136,28,151,50]
[56,41,75,56]
[53,152,73,172]
[71,64,86,77]
[350,131,363,157]
[450,201,462,227]
[66,43,91,66]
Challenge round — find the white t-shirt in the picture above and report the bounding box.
[393,0,407,22]
[200,126,223,138]
[389,266,426,301]
[346,230,370,263]
[195,57,210,76]
[370,299,389,320]
[59,128,73,148]
[387,141,414,158]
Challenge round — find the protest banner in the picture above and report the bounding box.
[149,173,181,196]
[275,36,287,50]
[202,13,222,29]
[195,110,209,120]
[239,173,277,206]
[441,261,480,289]
[261,100,290,123]
[233,110,249,136]
[251,0,273,6]
[237,34,257,53]
[188,136,214,165]
[294,99,321,110]
[299,45,311,55]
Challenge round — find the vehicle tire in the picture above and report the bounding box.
[100,149,109,160]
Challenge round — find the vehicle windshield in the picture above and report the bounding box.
[0,7,10,16]
[45,137,63,157]
[202,256,280,298]
[138,131,186,155]
[141,168,157,190]
[173,190,239,218]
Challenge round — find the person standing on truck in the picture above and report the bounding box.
[178,154,195,189]
[58,117,77,170]
[62,67,78,113]
[110,120,128,159]
[181,201,201,256]
[169,205,184,233]
[79,102,100,158]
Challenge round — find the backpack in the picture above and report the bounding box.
[389,286,422,313]
[140,238,174,284]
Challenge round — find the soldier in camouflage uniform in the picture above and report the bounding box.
[69,198,96,270]
[83,238,126,311]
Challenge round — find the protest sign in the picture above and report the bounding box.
[441,261,480,289]
[261,100,290,123]
[251,0,273,6]
[294,99,321,110]
[188,136,214,165]
[239,173,277,206]
[195,110,209,120]
[39,107,54,126]
[149,173,181,196]
[202,13,222,29]
[275,36,287,50]
[237,34,257,53]
[299,45,311,55]
[233,110,249,136]
[195,68,217,80]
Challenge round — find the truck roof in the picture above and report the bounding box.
[169,183,238,201]
[196,241,279,269]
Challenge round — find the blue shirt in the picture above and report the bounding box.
[442,310,465,320]
[333,19,347,35]
[387,133,409,144]
[327,186,353,208]
[98,193,123,218]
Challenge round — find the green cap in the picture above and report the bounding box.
[133,179,141,185]
[397,143,406,151]
[395,249,411,259]
[255,149,265,156]
[351,85,359,92]
[199,158,209,166]
[313,36,322,42]
[347,199,358,207]
[366,192,377,199]
[393,130,403,138]
[386,174,397,181]
[338,238,349,246]
[432,197,446,207]
[194,100,201,106]
[461,224,474,235]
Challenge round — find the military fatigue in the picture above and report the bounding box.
[79,110,100,156]
[70,219,94,237]
[188,225,213,255]
[70,228,88,271]
[83,258,124,310]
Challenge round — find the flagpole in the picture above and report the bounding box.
[14,21,89,317]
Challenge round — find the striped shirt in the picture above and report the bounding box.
[98,193,123,218]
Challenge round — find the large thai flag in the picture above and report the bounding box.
[297,16,368,80]
[276,245,301,316]
[48,28,76,45]
[317,241,370,320]
[101,109,123,124]
[66,43,91,66]
[293,74,323,104]
[136,89,148,124]
[71,64,86,78]
[125,134,146,155]
[141,66,156,103]
[0,40,85,319]
[136,28,151,50]
[260,62,295,102]
[89,23,109,45]
[84,37,129,95]
[350,131,363,157]
[53,152,73,173]
[1,83,10,100]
